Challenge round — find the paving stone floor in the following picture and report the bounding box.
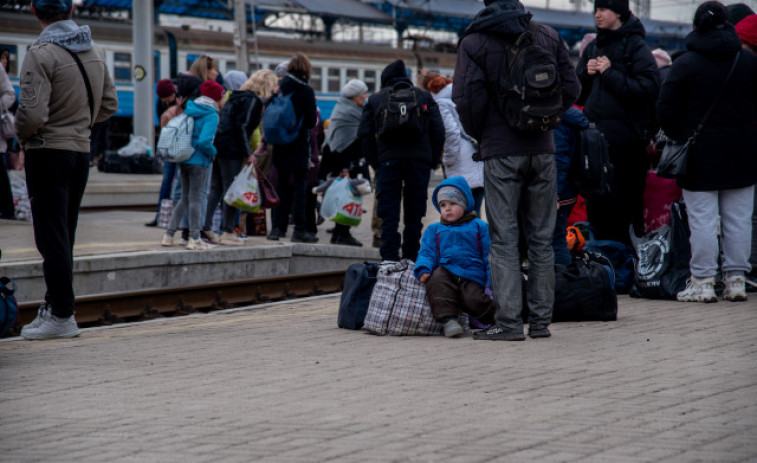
[1,293,756,462]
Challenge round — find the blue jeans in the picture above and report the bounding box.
[376,158,431,262]
[485,154,557,333]
[157,161,177,209]
[204,157,243,233]
[168,164,209,239]
[174,163,213,232]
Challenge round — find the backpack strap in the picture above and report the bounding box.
[59,46,95,128]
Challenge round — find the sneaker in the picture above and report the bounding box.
[267,228,282,241]
[677,276,718,303]
[291,231,318,243]
[472,325,526,341]
[21,314,80,340]
[20,304,51,336]
[723,275,747,302]
[161,233,174,246]
[219,231,244,246]
[186,237,212,250]
[443,319,464,338]
[335,233,363,247]
[178,237,189,246]
[528,326,551,339]
[201,230,220,244]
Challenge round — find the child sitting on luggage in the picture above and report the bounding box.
[414,176,494,338]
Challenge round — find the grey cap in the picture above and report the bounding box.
[341,79,368,98]
[274,60,289,78]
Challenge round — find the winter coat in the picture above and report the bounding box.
[576,15,660,146]
[554,106,589,202]
[433,83,484,189]
[214,90,263,160]
[0,65,15,154]
[657,26,757,192]
[452,3,580,159]
[358,59,445,169]
[14,19,118,153]
[182,97,219,167]
[271,72,317,172]
[414,176,491,289]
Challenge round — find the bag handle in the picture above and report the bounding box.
[691,51,740,143]
[60,46,95,128]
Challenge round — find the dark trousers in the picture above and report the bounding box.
[376,158,431,262]
[425,267,494,323]
[0,153,14,219]
[25,148,90,318]
[272,165,308,234]
[586,142,649,245]
[156,160,177,214]
[204,157,243,233]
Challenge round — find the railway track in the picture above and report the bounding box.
[10,271,346,336]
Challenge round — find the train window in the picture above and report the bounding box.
[327,68,340,93]
[186,54,199,71]
[0,44,17,76]
[226,61,236,72]
[364,70,377,92]
[346,68,358,81]
[113,52,132,84]
[310,66,322,93]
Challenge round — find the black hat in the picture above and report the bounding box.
[727,3,756,25]
[595,0,630,21]
[484,0,522,8]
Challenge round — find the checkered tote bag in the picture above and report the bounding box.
[362,260,444,336]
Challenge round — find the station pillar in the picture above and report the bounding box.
[133,0,155,153]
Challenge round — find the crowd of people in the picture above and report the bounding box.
[6,0,757,341]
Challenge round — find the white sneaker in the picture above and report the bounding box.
[203,230,221,244]
[723,275,747,302]
[161,233,174,246]
[677,276,718,303]
[20,304,51,336]
[219,232,243,245]
[186,237,211,250]
[21,314,80,340]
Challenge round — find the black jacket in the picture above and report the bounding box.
[271,72,317,171]
[214,90,263,160]
[452,3,580,158]
[576,15,660,146]
[358,59,445,169]
[657,26,757,191]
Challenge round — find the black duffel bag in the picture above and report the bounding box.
[338,261,379,330]
[552,250,618,322]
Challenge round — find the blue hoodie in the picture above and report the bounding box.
[414,176,491,289]
[182,97,219,167]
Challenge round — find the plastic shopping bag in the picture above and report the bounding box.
[224,164,261,212]
[320,177,363,226]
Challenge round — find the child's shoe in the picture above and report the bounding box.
[442,318,464,338]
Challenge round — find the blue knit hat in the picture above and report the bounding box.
[32,0,72,13]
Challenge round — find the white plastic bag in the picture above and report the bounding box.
[118,134,149,157]
[320,177,363,226]
[224,164,261,212]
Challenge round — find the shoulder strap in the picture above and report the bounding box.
[60,47,94,128]
[693,51,740,140]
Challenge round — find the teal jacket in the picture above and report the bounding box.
[182,97,219,167]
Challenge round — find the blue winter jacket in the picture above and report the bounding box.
[182,98,219,167]
[553,106,589,202]
[414,176,491,289]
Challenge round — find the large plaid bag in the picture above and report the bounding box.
[362,260,444,336]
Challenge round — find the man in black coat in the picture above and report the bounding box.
[453,0,580,341]
[358,59,445,262]
[576,0,660,245]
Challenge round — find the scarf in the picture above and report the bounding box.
[323,96,363,153]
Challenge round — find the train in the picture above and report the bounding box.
[0,11,457,147]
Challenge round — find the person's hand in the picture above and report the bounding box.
[243,154,255,165]
[419,273,430,284]
[587,58,599,76]
[596,56,612,74]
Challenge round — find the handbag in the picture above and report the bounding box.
[0,100,14,140]
[658,52,740,180]
[253,161,280,208]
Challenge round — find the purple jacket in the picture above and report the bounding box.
[452,4,580,159]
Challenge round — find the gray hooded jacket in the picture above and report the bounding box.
[15,19,118,152]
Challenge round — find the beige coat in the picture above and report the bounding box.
[15,24,118,153]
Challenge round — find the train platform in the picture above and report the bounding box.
[0,167,449,307]
[1,291,756,462]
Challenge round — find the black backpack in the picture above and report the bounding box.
[338,261,380,330]
[377,81,426,142]
[552,250,618,322]
[497,22,564,132]
[571,122,612,196]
